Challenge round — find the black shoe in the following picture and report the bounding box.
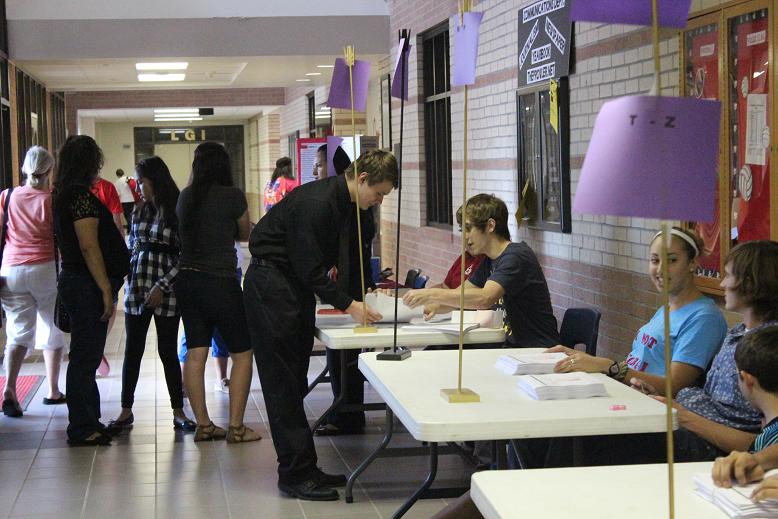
[67,432,112,447]
[42,394,67,405]
[313,469,347,487]
[2,399,23,418]
[173,417,197,432]
[314,423,364,436]
[107,413,134,432]
[278,479,339,501]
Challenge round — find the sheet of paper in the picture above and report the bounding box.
[391,37,411,100]
[571,0,691,29]
[451,11,484,87]
[327,58,371,112]
[365,292,423,323]
[326,135,343,178]
[745,93,767,166]
[573,95,721,223]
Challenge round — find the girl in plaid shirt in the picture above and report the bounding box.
[110,156,195,432]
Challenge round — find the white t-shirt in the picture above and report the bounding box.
[114,178,135,203]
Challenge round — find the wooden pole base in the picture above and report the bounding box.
[440,388,480,403]
[353,325,378,334]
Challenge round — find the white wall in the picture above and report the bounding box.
[95,122,134,179]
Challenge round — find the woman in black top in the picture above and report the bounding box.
[174,142,259,443]
[53,135,129,446]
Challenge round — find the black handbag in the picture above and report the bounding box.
[53,226,70,333]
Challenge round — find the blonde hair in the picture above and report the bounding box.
[344,149,398,187]
[22,146,54,187]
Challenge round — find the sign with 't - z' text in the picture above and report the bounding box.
[517,0,573,86]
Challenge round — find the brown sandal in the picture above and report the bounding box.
[226,425,262,443]
[194,422,226,442]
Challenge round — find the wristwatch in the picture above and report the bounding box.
[606,360,620,378]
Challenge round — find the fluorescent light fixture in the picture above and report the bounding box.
[305,72,322,76]
[136,62,188,71]
[314,112,331,116]
[154,117,203,122]
[154,108,199,113]
[295,79,311,82]
[138,73,186,82]
[316,64,335,68]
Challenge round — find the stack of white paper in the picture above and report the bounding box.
[516,373,608,400]
[694,471,778,518]
[495,352,568,375]
[365,293,423,323]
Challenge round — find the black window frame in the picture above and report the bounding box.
[516,78,572,233]
[422,22,453,228]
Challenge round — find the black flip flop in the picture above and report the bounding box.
[2,399,23,418]
[42,394,67,405]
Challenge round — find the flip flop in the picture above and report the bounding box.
[42,394,67,405]
[2,399,22,418]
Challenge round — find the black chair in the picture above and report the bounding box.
[403,268,421,288]
[559,307,602,356]
[413,275,429,289]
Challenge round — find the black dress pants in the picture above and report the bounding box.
[324,348,365,429]
[121,310,183,410]
[243,263,318,485]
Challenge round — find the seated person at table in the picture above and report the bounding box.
[734,326,778,452]
[403,193,560,348]
[432,206,485,290]
[549,227,727,396]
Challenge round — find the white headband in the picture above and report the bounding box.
[651,229,699,258]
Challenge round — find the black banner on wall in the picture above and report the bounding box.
[517,0,572,87]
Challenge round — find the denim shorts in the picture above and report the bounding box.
[173,269,251,354]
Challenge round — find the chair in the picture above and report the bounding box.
[403,268,421,288]
[559,307,602,356]
[413,274,429,289]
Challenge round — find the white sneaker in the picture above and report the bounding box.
[214,378,230,393]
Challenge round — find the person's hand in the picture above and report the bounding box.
[553,350,610,374]
[423,304,440,320]
[346,301,382,325]
[144,286,164,309]
[100,289,115,322]
[375,288,397,296]
[545,344,574,354]
[751,475,778,502]
[403,289,434,308]
[630,378,659,395]
[712,451,765,488]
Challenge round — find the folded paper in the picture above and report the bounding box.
[326,135,343,178]
[327,58,371,112]
[571,0,691,29]
[391,37,411,100]
[573,95,721,222]
[451,11,484,87]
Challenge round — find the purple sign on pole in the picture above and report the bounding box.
[391,38,411,100]
[571,0,691,29]
[451,11,484,87]
[326,135,343,178]
[573,95,721,222]
[327,58,371,112]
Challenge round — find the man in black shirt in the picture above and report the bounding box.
[244,149,397,501]
[403,193,560,348]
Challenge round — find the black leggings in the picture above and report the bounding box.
[121,311,183,409]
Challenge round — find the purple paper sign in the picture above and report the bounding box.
[451,11,484,87]
[327,58,371,112]
[326,135,343,178]
[573,96,721,222]
[391,38,411,100]
[571,0,691,29]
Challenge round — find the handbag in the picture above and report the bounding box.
[53,224,71,333]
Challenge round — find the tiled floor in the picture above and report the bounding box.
[0,310,473,518]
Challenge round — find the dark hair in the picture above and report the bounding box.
[649,226,704,261]
[735,326,778,392]
[179,141,233,242]
[463,194,511,241]
[115,168,125,178]
[135,156,180,226]
[725,241,778,321]
[316,145,352,176]
[271,156,294,183]
[54,135,104,192]
[343,149,398,187]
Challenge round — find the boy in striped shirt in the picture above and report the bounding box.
[735,326,778,452]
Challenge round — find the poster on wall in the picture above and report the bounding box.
[517,0,573,87]
[296,138,325,185]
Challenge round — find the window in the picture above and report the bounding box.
[516,79,571,233]
[680,0,774,294]
[422,23,453,227]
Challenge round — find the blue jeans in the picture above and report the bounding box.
[59,270,121,441]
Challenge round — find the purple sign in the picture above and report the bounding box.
[327,58,371,112]
[326,135,343,177]
[573,95,721,222]
[451,11,484,87]
[571,0,691,29]
[391,37,411,100]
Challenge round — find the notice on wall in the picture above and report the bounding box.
[745,93,767,166]
[297,138,325,185]
[517,0,572,86]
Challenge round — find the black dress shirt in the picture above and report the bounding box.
[249,174,354,310]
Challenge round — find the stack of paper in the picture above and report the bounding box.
[694,471,778,518]
[403,323,480,335]
[516,373,608,400]
[365,293,423,323]
[495,352,568,375]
